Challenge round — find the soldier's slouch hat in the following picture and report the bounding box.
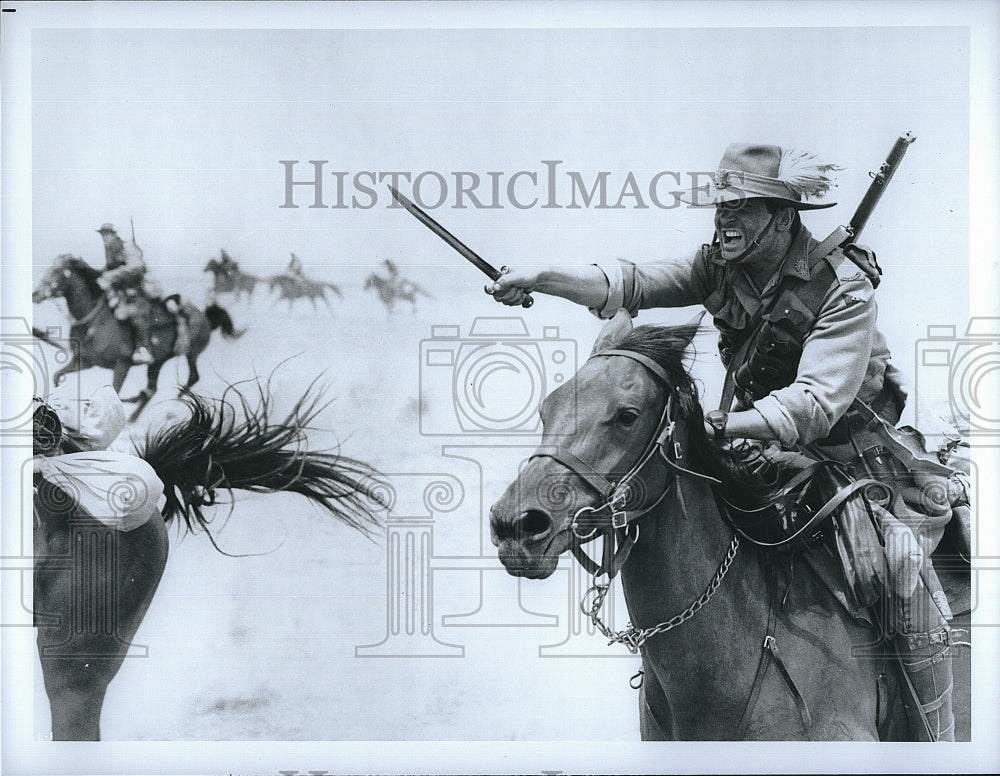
[677,143,839,210]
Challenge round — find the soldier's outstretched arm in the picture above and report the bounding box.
[485,265,609,310]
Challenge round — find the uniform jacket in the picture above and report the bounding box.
[102,234,147,289]
[592,225,901,448]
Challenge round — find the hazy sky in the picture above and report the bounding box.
[23,23,974,382]
[29,25,967,277]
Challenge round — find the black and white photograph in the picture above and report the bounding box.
[2,1,998,774]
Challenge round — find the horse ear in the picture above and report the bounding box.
[676,310,706,346]
[590,308,633,355]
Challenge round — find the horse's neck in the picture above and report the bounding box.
[621,475,769,678]
[65,271,101,320]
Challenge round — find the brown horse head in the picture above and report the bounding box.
[489,311,700,578]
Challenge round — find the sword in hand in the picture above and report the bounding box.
[388,185,533,308]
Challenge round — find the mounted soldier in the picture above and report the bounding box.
[218,249,240,278]
[96,223,188,363]
[284,252,306,291]
[487,141,970,740]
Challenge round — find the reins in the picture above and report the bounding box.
[534,345,819,733]
[529,348,740,654]
[74,295,108,327]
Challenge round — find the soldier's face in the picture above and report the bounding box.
[714,199,773,261]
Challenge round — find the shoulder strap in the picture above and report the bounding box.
[717,239,840,411]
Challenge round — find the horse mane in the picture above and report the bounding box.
[615,324,763,499]
[57,254,104,297]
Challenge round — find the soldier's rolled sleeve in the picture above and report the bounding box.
[590,252,709,319]
[754,277,878,447]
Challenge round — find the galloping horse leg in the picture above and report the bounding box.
[52,358,82,388]
[112,362,135,398]
[125,362,162,423]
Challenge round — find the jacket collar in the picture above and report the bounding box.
[708,225,820,319]
[708,224,815,279]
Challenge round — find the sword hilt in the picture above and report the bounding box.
[488,266,533,308]
[484,283,533,308]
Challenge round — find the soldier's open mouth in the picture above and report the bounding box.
[721,229,744,249]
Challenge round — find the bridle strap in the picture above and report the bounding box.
[529,446,615,500]
[594,348,673,385]
[543,350,689,579]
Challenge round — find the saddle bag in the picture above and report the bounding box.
[820,463,888,610]
[721,458,888,609]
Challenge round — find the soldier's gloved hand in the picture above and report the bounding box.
[485,266,538,307]
[97,275,111,290]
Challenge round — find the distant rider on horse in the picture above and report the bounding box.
[487,143,969,741]
[96,223,186,364]
[218,249,240,278]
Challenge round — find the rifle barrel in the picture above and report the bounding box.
[848,133,916,241]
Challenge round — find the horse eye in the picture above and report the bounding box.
[615,408,641,426]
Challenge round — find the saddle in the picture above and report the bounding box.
[723,439,972,623]
[116,292,191,356]
[719,456,889,613]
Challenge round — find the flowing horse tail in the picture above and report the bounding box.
[204,303,241,338]
[134,380,386,543]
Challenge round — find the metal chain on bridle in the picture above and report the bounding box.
[580,533,740,654]
[536,347,742,655]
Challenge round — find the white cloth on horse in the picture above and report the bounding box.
[35,452,163,531]
[48,384,126,451]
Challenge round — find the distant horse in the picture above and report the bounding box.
[363,271,431,314]
[269,273,342,311]
[33,254,241,422]
[489,312,957,741]
[203,258,261,302]
[33,381,385,740]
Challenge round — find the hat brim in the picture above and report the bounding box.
[674,185,836,210]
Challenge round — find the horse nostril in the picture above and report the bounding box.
[516,509,552,541]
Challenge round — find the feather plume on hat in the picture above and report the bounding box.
[777,148,843,202]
